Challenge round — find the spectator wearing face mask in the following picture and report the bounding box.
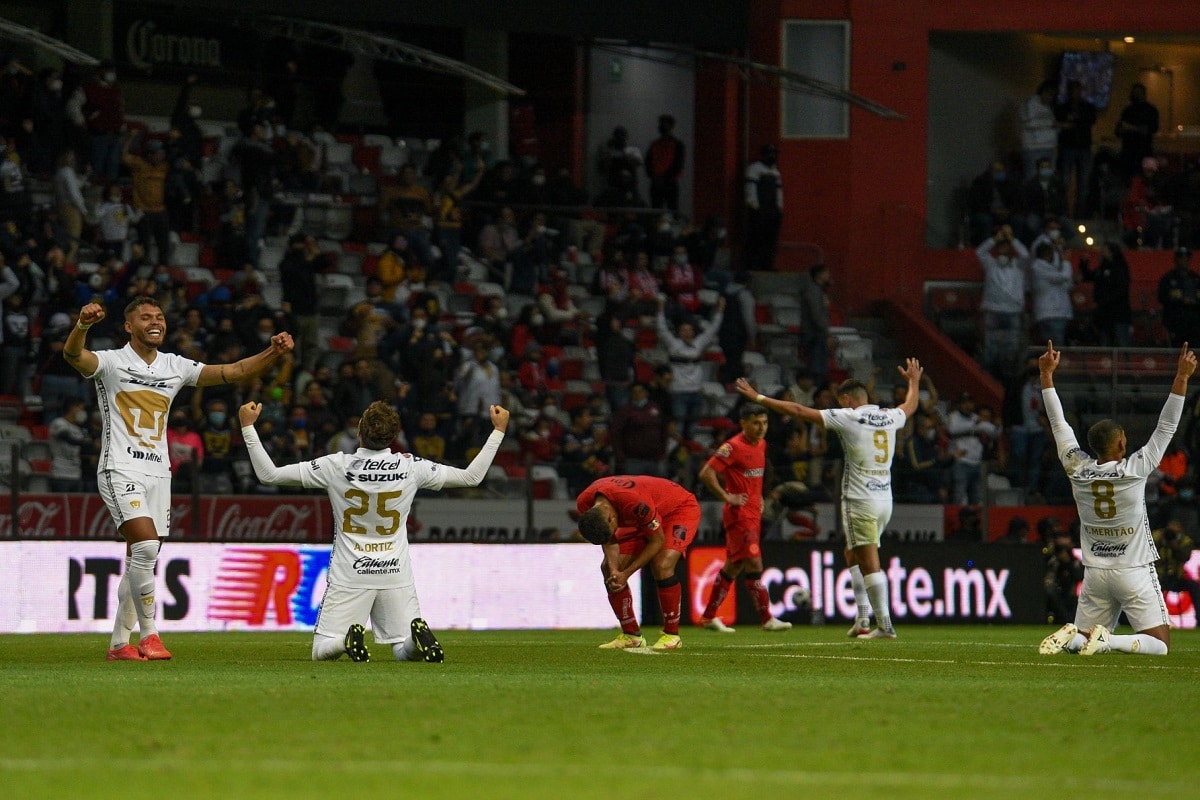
[977,224,1029,380]
[95,185,137,261]
[82,60,124,181]
[49,398,94,492]
[968,160,1021,246]
[166,410,204,493]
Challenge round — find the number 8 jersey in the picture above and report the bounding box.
[1043,388,1184,569]
[294,450,449,589]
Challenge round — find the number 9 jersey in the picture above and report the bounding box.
[294,450,449,589]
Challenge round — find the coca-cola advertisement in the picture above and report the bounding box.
[0,494,332,542]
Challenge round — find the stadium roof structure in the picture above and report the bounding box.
[245,15,525,96]
[0,15,99,66]
[593,39,904,121]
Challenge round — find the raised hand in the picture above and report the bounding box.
[78,303,105,327]
[735,377,759,400]
[269,332,295,355]
[1178,341,1197,379]
[897,357,923,383]
[1039,340,1060,374]
[238,402,262,426]
[490,404,510,432]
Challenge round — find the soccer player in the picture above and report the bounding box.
[1038,340,1194,656]
[736,358,924,639]
[576,474,703,650]
[696,402,791,632]
[238,399,509,663]
[64,298,294,661]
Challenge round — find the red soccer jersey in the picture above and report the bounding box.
[576,475,698,536]
[705,432,765,524]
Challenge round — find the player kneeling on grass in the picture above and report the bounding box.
[696,403,791,633]
[239,399,509,663]
[576,475,702,651]
[1037,340,1194,657]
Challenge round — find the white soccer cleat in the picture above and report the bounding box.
[761,617,792,632]
[847,621,872,637]
[702,618,736,633]
[1080,624,1112,656]
[857,627,897,640]
[1038,623,1078,655]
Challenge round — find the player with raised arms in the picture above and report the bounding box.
[239,399,509,662]
[736,358,924,639]
[1038,339,1194,656]
[64,297,294,661]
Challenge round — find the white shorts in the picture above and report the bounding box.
[314,583,422,644]
[841,497,893,549]
[1075,563,1169,633]
[97,469,172,538]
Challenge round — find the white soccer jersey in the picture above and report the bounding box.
[88,345,204,477]
[1043,388,1182,569]
[291,449,448,589]
[821,405,908,500]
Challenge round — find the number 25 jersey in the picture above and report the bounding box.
[295,449,449,589]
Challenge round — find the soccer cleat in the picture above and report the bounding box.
[1080,624,1112,656]
[598,633,647,649]
[410,618,445,663]
[702,617,736,633]
[137,634,172,660]
[106,644,147,662]
[344,624,370,663]
[762,617,792,632]
[651,633,683,651]
[848,620,872,637]
[1038,623,1078,655]
[857,627,897,640]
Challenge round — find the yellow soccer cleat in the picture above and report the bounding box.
[598,633,647,649]
[651,633,682,651]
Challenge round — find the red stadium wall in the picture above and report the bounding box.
[724,0,1200,316]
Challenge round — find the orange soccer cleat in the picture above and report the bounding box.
[137,634,173,660]
[106,644,147,662]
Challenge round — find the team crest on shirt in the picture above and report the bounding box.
[716,443,733,458]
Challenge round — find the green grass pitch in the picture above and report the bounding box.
[2,626,1197,799]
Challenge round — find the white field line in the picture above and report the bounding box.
[0,757,1192,794]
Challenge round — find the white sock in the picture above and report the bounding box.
[109,561,138,649]
[1066,633,1087,653]
[311,634,345,661]
[128,540,160,637]
[393,638,418,661]
[863,571,893,632]
[1110,633,1168,655]
[849,564,871,625]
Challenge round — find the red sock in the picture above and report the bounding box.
[607,585,640,634]
[744,573,772,624]
[657,579,682,635]
[702,570,734,619]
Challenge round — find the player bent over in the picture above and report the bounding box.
[1038,340,1193,656]
[576,475,702,650]
[696,403,791,632]
[64,297,294,661]
[240,400,509,662]
[737,357,924,639]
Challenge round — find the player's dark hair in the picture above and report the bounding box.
[740,402,767,419]
[835,379,868,401]
[124,295,162,317]
[358,401,399,450]
[1087,419,1123,459]
[577,506,612,545]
